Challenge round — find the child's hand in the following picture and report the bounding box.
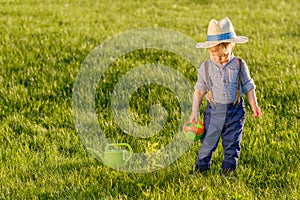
[252,105,262,118]
[246,89,262,118]
[189,113,198,122]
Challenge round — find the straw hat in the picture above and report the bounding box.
[195,17,248,49]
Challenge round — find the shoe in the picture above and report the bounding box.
[189,168,209,176]
[222,168,236,176]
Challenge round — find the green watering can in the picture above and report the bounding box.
[87,143,133,168]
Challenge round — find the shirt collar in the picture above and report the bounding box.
[225,53,235,67]
[211,53,235,69]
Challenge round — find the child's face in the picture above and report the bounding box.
[208,44,234,65]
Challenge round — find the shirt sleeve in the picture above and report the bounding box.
[241,60,256,94]
[194,62,207,92]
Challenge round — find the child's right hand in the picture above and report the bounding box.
[189,113,198,123]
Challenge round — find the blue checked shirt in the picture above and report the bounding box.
[194,55,256,104]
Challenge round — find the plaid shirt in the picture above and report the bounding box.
[194,55,256,104]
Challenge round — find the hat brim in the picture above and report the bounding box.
[195,36,248,49]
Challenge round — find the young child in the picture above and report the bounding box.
[190,17,262,175]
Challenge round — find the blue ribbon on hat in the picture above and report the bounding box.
[206,32,236,41]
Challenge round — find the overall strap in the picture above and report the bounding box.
[233,58,242,105]
[205,61,216,105]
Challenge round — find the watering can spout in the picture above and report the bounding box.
[86,147,104,162]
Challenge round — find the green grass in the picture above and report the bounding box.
[0,0,299,199]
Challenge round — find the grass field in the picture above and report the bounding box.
[0,0,299,199]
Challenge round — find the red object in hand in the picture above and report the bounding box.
[183,121,205,141]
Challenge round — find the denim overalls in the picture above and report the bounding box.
[195,58,246,171]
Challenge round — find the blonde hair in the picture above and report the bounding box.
[208,43,234,54]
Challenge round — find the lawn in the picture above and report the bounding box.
[0,0,299,199]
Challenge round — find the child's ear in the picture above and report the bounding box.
[231,44,235,51]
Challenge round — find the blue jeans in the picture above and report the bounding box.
[195,98,246,171]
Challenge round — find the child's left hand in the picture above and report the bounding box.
[252,105,262,118]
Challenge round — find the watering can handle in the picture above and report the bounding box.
[105,143,133,162]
